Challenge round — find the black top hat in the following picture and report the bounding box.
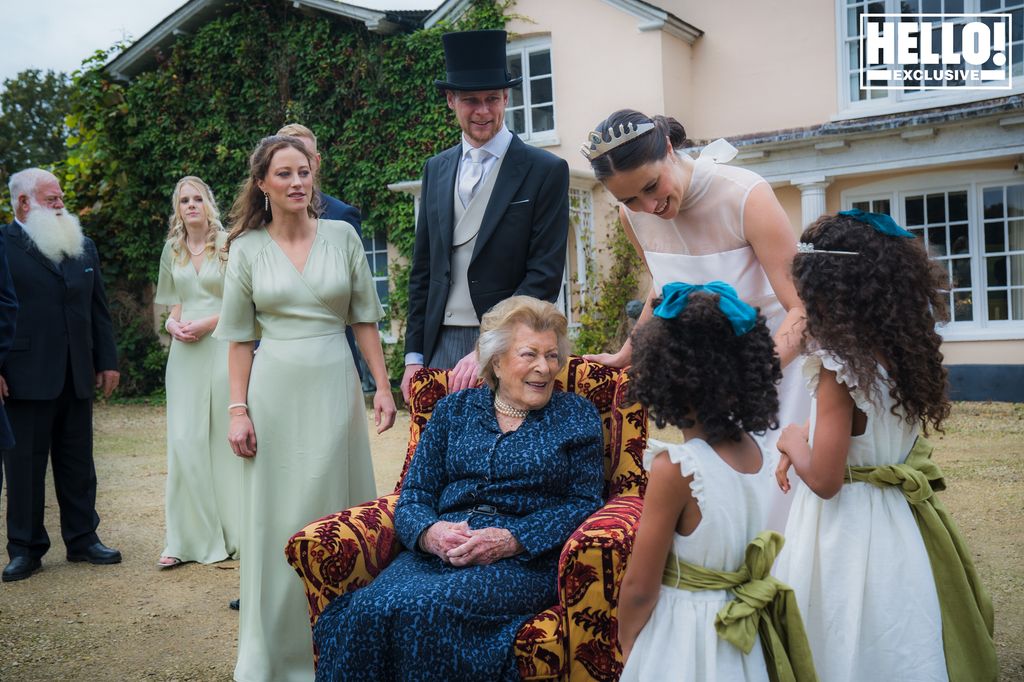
[434,30,523,91]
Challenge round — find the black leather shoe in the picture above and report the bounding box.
[2,556,42,582]
[229,598,240,611]
[67,542,122,565]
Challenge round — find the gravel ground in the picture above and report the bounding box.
[0,401,1020,681]
[0,403,410,682]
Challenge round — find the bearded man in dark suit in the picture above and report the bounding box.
[1,168,121,582]
[400,29,569,401]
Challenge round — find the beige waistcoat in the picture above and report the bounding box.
[443,152,506,326]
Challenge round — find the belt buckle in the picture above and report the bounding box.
[472,504,498,516]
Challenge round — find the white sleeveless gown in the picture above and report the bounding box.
[621,436,776,681]
[625,140,811,530]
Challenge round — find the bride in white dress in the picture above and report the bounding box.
[581,109,810,529]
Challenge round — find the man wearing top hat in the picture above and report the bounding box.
[400,29,569,401]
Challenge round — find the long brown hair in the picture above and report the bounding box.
[794,214,951,433]
[166,176,224,264]
[224,135,322,253]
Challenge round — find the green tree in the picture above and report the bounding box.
[0,69,71,196]
[61,0,506,395]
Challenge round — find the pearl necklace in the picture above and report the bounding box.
[494,395,529,419]
[186,240,207,257]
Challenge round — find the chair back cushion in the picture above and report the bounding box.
[398,356,647,499]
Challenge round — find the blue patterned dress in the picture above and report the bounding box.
[313,387,605,681]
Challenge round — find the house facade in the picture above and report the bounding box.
[108,0,1023,399]
[394,0,1024,400]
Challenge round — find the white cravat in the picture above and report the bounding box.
[458,148,489,208]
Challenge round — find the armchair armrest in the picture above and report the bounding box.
[557,495,644,681]
[286,493,403,628]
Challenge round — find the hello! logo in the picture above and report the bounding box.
[861,13,1013,90]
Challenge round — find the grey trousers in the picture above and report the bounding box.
[427,326,480,369]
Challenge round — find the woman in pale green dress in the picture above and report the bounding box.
[215,136,397,682]
[156,176,240,567]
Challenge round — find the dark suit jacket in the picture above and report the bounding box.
[320,192,362,236]
[1,222,118,401]
[320,192,368,382]
[0,231,17,448]
[405,135,569,363]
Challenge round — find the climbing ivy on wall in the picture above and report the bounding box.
[61,0,506,394]
[573,210,644,356]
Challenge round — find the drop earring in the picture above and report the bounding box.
[263,192,269,212]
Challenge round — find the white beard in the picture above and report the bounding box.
[20,204,86,263]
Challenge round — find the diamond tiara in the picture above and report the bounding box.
[579,121,656,161]
[796,242,859,256]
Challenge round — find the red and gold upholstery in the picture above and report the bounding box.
[286,356,648,680]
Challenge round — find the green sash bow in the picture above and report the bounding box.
[662,531,817,682]
[844,437,998,681]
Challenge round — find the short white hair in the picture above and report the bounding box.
[9,168,57,213]
[477,296,570,390]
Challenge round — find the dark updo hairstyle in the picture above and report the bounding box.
[794,213,951,433]
[587,109,689,181]
[628,292,781,444]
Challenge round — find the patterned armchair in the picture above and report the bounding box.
[286,357,648,680]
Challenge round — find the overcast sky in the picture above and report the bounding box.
[2,1,183,84]
[1,0,442,85]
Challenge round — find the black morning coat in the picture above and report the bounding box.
[0,231,17,448]
[404,134,570,364]
[1,221,118,401]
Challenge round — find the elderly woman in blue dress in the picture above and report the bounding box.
[313,296,606,681]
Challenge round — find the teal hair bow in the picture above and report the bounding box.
[838,208,916,239]
[653,281,757,336]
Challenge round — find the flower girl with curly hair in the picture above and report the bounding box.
[619,282,816,682]
[775,210,997,682]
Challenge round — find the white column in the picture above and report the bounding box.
[795,180,830,228]
[386,180,423,229]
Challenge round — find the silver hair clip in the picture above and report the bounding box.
[579,121,656,161]
[796,242,859,256]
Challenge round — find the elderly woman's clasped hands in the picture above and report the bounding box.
[420,520,523,566]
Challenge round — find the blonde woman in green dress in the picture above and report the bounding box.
[215,136,397,682]
[156,176,240,568]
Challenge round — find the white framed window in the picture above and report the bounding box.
[362,231,392,339]
[505,37,556,143]
[836,0,1024,116]
[845,173,1024,340]
[850,196,892,214]
[557,188,596,328]
[898,189,974,323]
[980,183,1024,322]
